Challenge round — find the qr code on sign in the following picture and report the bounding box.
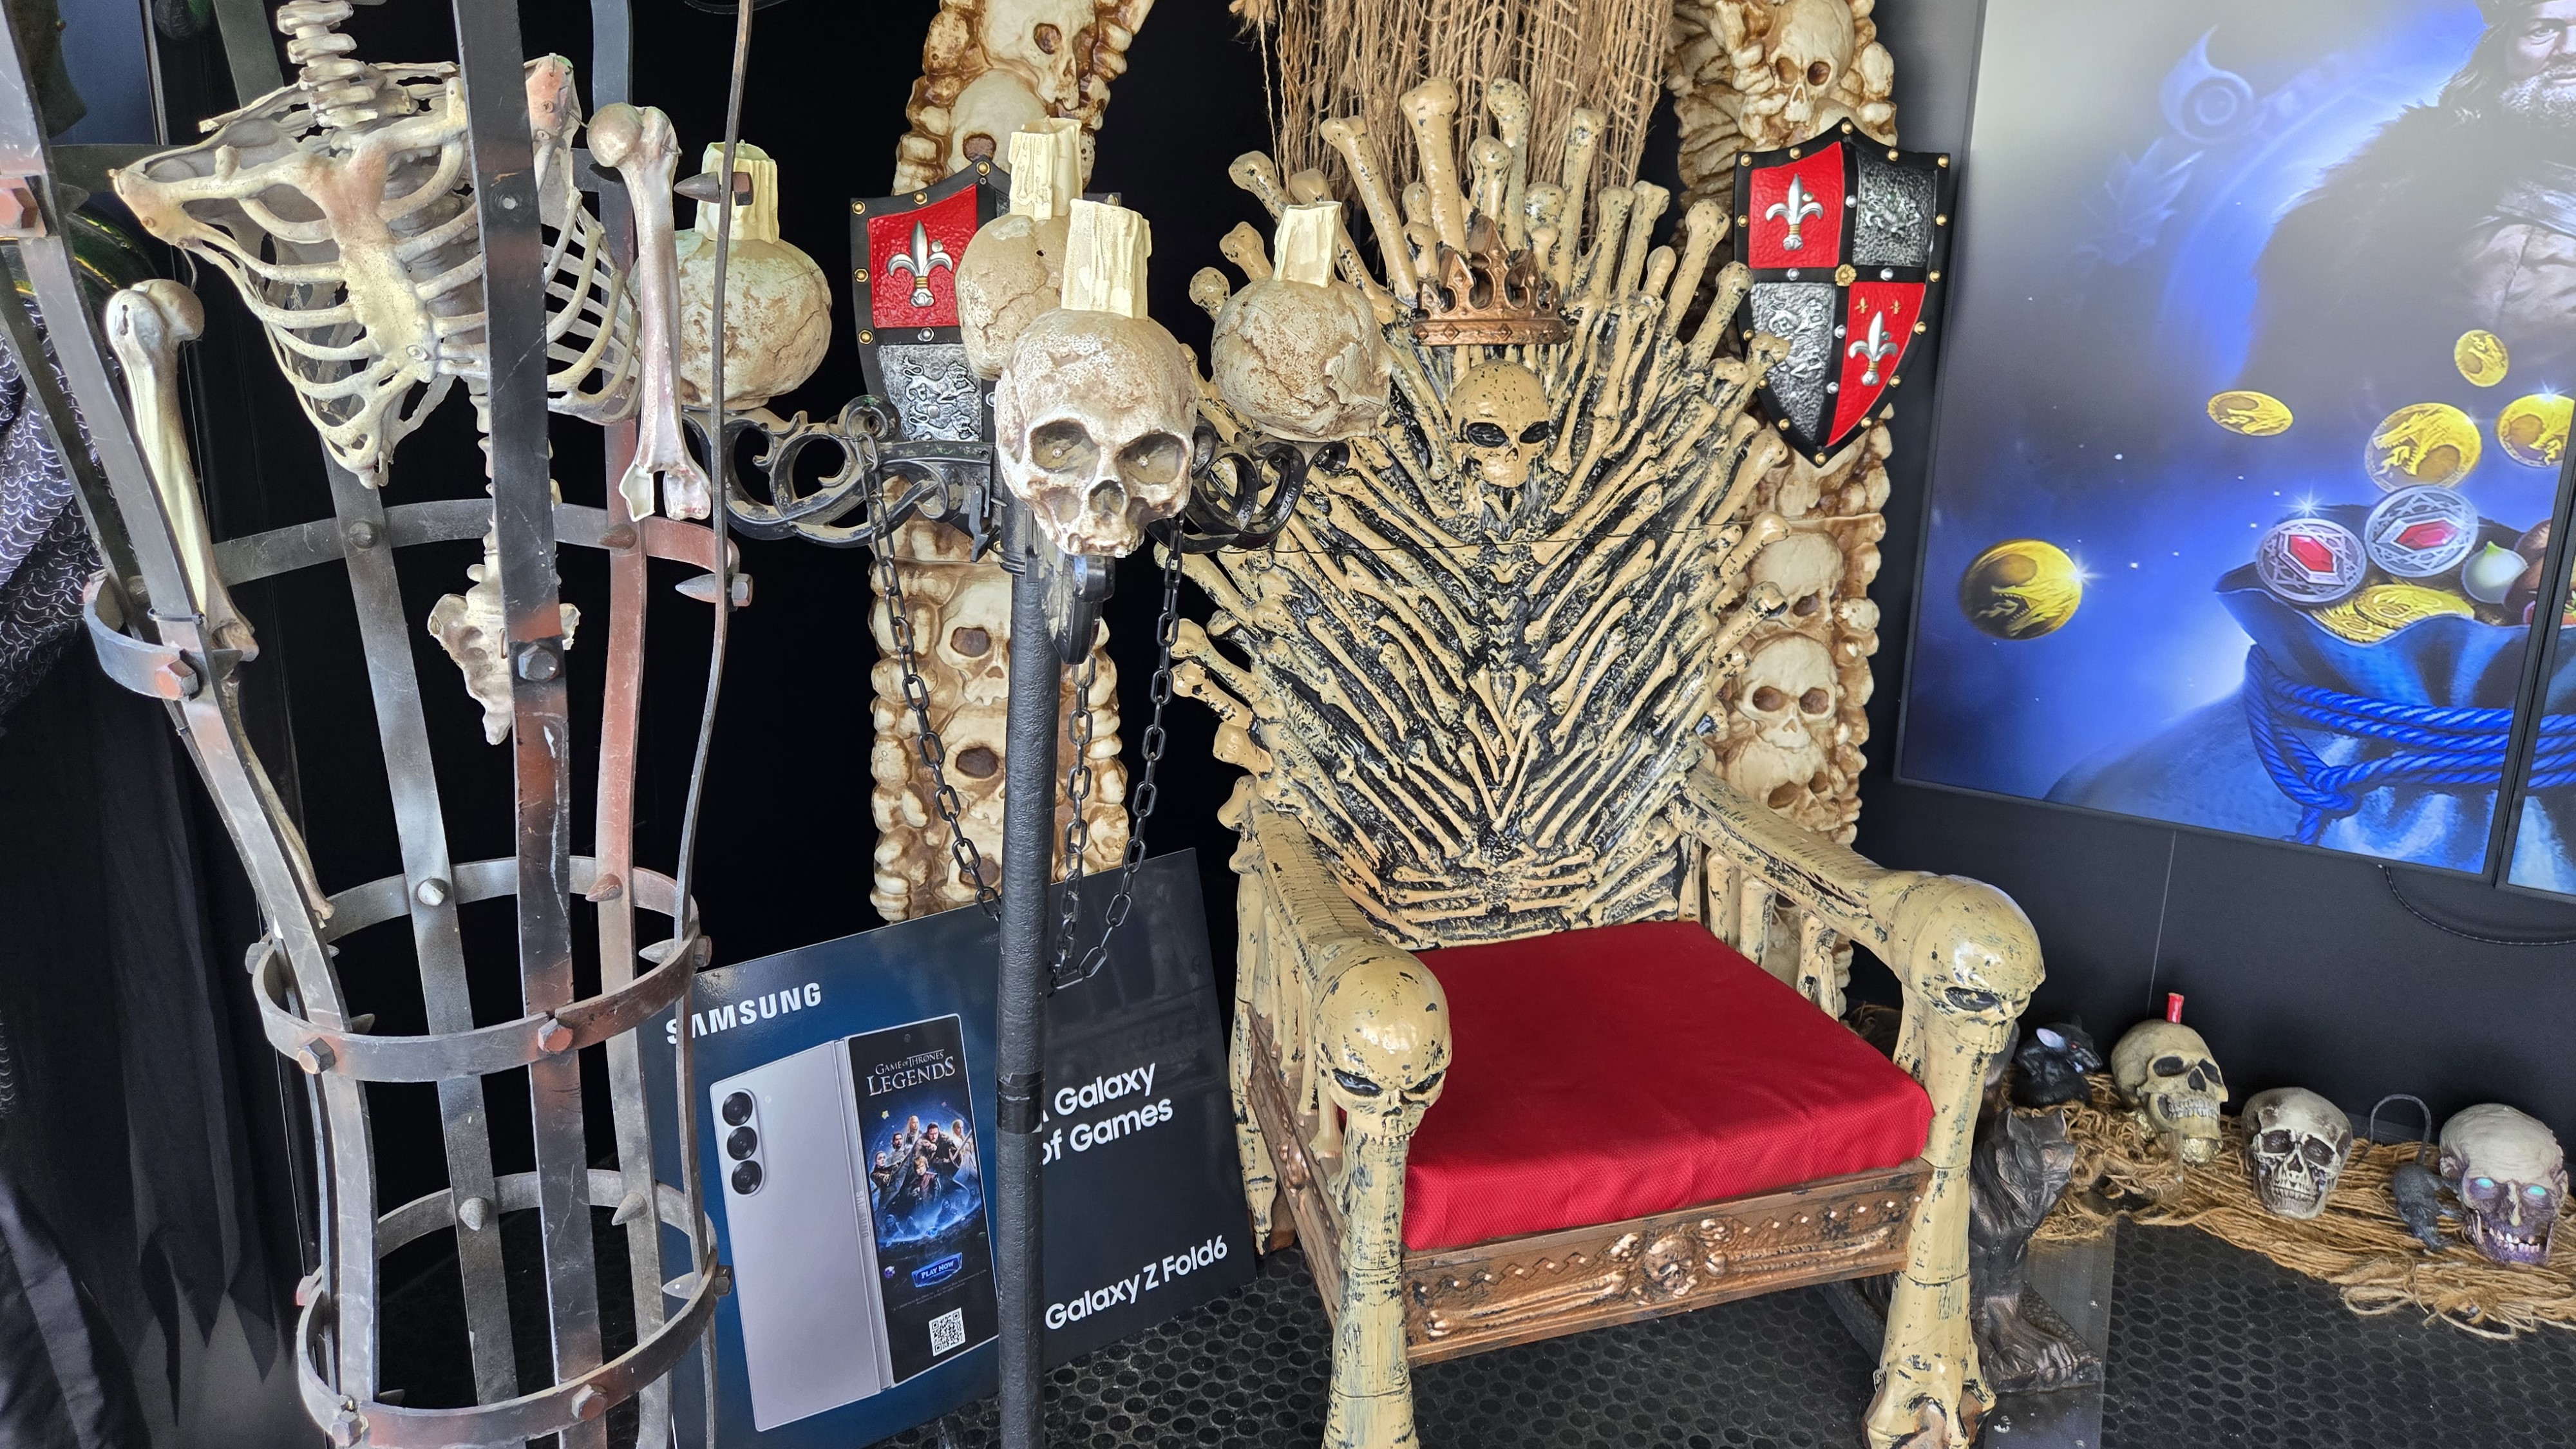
[929,1308,965,1356]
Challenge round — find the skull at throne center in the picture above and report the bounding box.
[1449,360,1553,523]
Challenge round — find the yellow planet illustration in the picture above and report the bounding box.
[2496,393,2570,469]
[2364,402,2481,489]
[1959,540,2083,640]
[2454,329,2510,387]
[2206,390,2293,436]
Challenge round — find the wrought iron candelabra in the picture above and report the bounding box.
[699,357,1312,1449]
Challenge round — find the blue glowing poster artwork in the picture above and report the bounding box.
[1904,0,2576,884]
[851,1015,999,1385]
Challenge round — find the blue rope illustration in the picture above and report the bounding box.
[2242,647,2576,844]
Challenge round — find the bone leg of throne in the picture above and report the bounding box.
[1298,890,1450,1449]
[1866,881,2038,1449]
[591,103,710,520]
[1870,1036,1993,1448]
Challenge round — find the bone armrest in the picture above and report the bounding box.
[1257,799,1463,1072]
[1249,805,1425,989]
[1671,762,2042,1053]
[1246,802,1447,1449]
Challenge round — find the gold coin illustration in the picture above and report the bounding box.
[2454,329,2510,387]
[1958,540,2082,640]
[2363,402,2480,490]
[2496,392,2571,469]
[2310,583,2472,644]
[2206,390,2292,437]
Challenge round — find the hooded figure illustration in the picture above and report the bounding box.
[2055,1,2576,885]
[2243,0,2576,429]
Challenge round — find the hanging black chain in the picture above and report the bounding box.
[1049,540,1185,989]
[866,473,1002,918]
[1052,649,1099,983]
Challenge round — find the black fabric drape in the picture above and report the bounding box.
[0,1155,147,1448]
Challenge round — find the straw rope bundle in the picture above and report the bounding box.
[1233,0,1669,232]
[2039,1076,2576,1340]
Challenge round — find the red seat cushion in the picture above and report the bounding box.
[1401,919,1931,1253]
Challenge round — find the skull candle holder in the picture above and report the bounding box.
[992,199,1198,557]
[2241,1087,2354,1220]
[958,120,1081,380]
[1210,202,1390,442]
[2111,1019,2228,1166]
[2440,1103,2566,1267]
[674,140,832,411]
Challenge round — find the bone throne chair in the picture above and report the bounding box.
[1176,80,2043,1449]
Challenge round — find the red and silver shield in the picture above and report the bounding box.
[851,164,1005,442]
[1732,128,1953,462]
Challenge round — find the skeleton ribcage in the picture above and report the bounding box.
[114,62,636,488]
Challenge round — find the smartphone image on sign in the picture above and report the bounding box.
[848,1014,999,1383]
[710,1043,894,1430]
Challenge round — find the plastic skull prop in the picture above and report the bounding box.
[947,68,1054,175]
[1766,0,1859,138]
[2439,1103,2566,1266]
[1750,531,1845,621]
[934,573,1014,708]
[1211,276,1388,442]
[979,0,1097,120]
[1450,361,1552,501]
[2111,1019,2227,1166]
[2241,1088,2353,1220]
[1724,633,1835,808]
[993,307,1198,556]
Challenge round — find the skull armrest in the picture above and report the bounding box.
[1671,762,2040,1448]
[1243,803,1453,1132]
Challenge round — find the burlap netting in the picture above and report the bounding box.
[1235,0,1671,231]
[2039,1076,2576,1340]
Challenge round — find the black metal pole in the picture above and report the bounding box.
[996,503,1061,1449]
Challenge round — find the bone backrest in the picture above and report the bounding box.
[1177,118,1784,951]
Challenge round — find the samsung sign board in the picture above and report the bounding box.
[643,852,1253,1445]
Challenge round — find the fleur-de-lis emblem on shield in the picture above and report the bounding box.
[884,220,954,308]
[1846,308,1896,385]
[1736,133,1953,460]
[1765,175,1823,251]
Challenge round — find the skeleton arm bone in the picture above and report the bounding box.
[589,103,710,520]
[106,281,256,654]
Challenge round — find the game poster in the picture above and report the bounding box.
[849,1016,998,1384]
[1902,0,2576,887]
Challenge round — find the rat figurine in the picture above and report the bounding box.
[2012,1020,2104,1108]
[2374,1094,2450,1253]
